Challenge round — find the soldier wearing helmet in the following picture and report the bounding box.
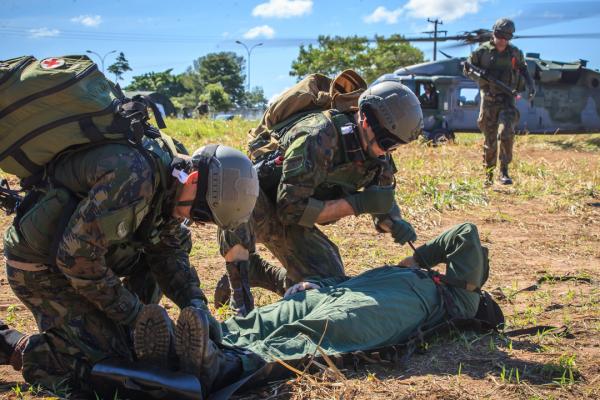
[216,80,424,316]
[0,135,258,393]
[465,17,535,185]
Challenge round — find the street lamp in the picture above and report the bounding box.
[235,40,263,91]
[86,49,116,73]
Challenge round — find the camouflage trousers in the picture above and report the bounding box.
[478,92,520,169]
[219,190,345,295]
[6,258,161,392]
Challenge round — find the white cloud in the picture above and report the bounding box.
[29,28,60,38]
[364,6,403,24]
[70,15,102,27]
[252,0,312,19]
[404,0,481,22]
[243,25,275,39]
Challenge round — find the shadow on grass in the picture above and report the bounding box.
[548,137,600,151]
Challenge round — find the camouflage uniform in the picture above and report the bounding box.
[220,111,398,294]
[468,41,528,170]
[3,139,206,391]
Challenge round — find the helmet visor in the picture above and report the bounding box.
[494,30,512,40]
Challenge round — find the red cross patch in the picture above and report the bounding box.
[40,57,65,70]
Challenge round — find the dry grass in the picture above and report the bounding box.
[0,119,599,399]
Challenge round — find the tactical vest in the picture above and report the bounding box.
[476,42,526,94]
[4,134,179,266]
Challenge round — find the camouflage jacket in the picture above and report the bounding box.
[273,111,398,228]
[467,41,529,95]
[4,139,205,326]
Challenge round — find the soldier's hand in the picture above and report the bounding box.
[528,87,536,101]
[284,282,321,298]
[190,299,223,343]
[390,218,417,245]
[346,185,395,216]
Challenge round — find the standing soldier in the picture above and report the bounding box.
[217,80,424,315]
[0,139,258,394]
[465,18,536,185]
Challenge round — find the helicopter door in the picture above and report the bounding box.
[453,86,480,130]
[416,81,439,110]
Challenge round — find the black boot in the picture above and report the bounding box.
[499,165,513,185]
[175,307,243,397]
[0,320,27,370]
[484,169,494,186]
[225,261,254,316]
[213,273,231,309]
[133,305,176,366]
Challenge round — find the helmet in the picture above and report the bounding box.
[358,80,423,149]
[190,144,259,229]
[493,18,515,39]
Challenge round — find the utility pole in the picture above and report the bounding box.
[424,19,446,61]
[235,41,263,91]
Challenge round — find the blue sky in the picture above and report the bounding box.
[3,0,600,101]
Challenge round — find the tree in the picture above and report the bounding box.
[107,52,132,82]
[290,35,424,84]
[125,69,186,98]
[243,86,268,109]
[191,52,246,106]
[200,83,232,112]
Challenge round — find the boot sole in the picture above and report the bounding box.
[176,307,209,375]
[133,304,173,364]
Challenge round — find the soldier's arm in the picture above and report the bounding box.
[276,132,355,227]
[371,155,402,229]
[144,218,207,308]
[55,149,153,326]
[516,49,535,93]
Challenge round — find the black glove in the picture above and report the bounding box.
[189,299,223,343]
[390,218,417,245]
[226,260,254,317]
[345,185,395,216]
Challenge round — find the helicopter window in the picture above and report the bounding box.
[417,82,439,109]
[458,88,479,107]
[591,78,599,89]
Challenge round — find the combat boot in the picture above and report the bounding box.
[213,273,231,309]
[0,320,27,371]
[225,260,254,316]
[499,165,513,185]
[484,170,494,186]
[133,304,177,366]
[175,307,243,397]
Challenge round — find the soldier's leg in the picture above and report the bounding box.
[478,99,501,180]
[413,222,488,317]
[6,265,133,392]
[498,104,519,184]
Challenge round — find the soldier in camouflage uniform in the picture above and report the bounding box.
[218,81,424,316]
[465,18,536,185]
[0,138,259,393]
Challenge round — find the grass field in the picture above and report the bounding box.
[0,118,599,399]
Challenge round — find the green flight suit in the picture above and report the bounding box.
[220,222,486,379]
[467,41,530,169]
[219,111,400,295]
[3,138,206,391]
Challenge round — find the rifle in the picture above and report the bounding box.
[463,61,518,97]
[0,179,23,215]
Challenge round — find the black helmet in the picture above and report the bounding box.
[188,144,259,229]
[493,18,515,40]
[358,80,423,151]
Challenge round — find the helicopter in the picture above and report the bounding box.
[373,53,600,140]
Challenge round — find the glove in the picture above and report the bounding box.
[226,260,255,317]
[528,87,536,101]
[390,218,417,245]
[189,299,223,343]
[345,185,395,216]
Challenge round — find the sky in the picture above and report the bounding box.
[3,0,600,101]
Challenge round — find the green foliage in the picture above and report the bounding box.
[107,52,131,82]
[290,35,424,83]
[243,86,268,109]
[189,52,246,106]
[125,69,186,98]
[200,83,233,112]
